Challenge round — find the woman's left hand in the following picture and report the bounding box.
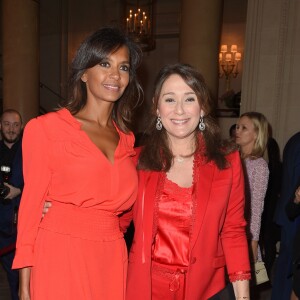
[42,201,52,217]
[232,279,250,299]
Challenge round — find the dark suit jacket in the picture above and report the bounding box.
[272,132,300,300]
[286,199,300,296]
[0,138,24,253]
[274,132,300,228]
[286,199,300,259]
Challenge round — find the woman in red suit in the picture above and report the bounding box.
[120,63,251,299]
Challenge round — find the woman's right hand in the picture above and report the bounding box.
[19,267,31,300]
[42,201,52,217]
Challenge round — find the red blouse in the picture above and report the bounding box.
[152,175,193,267]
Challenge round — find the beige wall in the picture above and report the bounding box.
[241,0,300,151]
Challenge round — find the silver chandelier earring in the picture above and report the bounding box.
[199,115,205,131]
[156,116,162,130]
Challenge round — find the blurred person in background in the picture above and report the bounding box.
[272,132,300,300]
[260,136,282,279]
[235,112,269,287]
[285,185,300,300]
[0,109,24,300]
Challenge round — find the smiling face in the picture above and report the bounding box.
[81,45,130,104]
[157,74,203,143]
[235,116,257,155]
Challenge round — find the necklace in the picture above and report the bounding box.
[175,155,185,163]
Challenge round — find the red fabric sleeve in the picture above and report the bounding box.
[13,118,52,268]
[221,151,251,279]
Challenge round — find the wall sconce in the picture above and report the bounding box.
[219,44,241,91]
[124,0,155,52]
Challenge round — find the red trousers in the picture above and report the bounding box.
[151,262,187,300]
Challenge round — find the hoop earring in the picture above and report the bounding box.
[156,117,162,130]
[199,115,205,131]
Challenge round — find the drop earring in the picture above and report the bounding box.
[156,116,162,130]
[199,115,205,131]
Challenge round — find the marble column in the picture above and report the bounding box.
[179,0,223,100]
[2,0,39,124]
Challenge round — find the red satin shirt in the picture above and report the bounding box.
[152,175,193,267]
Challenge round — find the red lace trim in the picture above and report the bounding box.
[229,270,252,282]
[151,172,165,241]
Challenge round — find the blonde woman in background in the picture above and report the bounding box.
[235,112,269,266]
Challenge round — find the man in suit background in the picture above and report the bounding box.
[272,132,300,300]
[0,109,23,300]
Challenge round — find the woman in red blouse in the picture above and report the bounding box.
[120,63,251,299]
[13,27,142,300]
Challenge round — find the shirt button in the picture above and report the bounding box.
[191,257,197,264]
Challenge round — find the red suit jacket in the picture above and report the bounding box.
[120,149,250,300]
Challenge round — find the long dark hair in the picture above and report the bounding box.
[138,63,229,171]
[61,26,143,132]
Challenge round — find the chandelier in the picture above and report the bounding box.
[219,44,241,90]
[124,0,155,52]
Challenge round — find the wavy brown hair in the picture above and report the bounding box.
[138,63,231,171]
[60,26,143,133]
